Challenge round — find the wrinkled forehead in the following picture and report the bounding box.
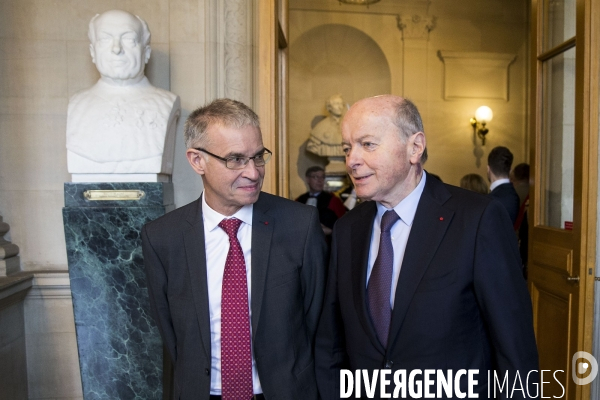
[94,11,142,37]
[345,99,396,127]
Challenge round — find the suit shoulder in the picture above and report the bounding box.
[444,183,493,206]
[143,198,198,235]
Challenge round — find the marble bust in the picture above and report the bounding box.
[66,10,181,182]
[306,94,346,157]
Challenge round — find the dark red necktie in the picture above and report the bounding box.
[219,218,253,400]
[367,210,400,348]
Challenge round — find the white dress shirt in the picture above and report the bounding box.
[202,194,262,395]
[490,177,510,192]
[366,172,427,308]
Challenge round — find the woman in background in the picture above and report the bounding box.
[460,173,488,195]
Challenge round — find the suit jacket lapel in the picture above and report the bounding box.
[351,202,386,355]
[182,197,212,360]
[250,194,273,338]
[387,178,453,350]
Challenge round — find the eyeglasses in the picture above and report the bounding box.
[195,147,273,170]
[308,174,325,180]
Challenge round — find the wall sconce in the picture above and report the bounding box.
[470,106,493,145]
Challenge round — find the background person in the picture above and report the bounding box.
[511,163,530,277]
[295,166,346,236]
[460,173,489,195]
[488,146,521,224]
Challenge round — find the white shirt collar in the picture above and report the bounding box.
[490,178,510,192]
[376,172,427,227]
[201,192,254,232]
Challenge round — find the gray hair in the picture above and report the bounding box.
[184,98,261,149]
[88,11,151,47]
[392,98,428,163]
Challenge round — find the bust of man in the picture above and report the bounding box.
[66,10,181,182]
[306,94,345,157]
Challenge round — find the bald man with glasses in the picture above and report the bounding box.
[142,98,327,400]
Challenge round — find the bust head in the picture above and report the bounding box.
[326,94,345,118]
[88,10,151,85]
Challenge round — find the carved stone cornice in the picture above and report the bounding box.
[397,14,436,40]
[224,0,252,105]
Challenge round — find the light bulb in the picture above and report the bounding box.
[475,106,493,123]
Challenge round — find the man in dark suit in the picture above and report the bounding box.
[142,99,327,400]
[295,166,346,237]
[488,146,521,224]
[315,95,538,399]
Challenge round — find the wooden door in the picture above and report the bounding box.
[257,0,289,197]
[529,0,598,398]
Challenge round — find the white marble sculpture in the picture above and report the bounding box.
[306,94,345,157]
[66,10,181,182]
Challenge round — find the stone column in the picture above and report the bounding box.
[397,14,435,104]
[206,0,254,106]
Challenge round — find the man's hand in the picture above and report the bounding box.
[321,224,332,236]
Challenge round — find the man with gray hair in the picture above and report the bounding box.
[66,9,180,181]
[143,98,327,399]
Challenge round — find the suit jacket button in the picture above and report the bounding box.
[385,360,393,368]
[205,368,210,375]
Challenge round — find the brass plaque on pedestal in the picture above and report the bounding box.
[83,190,145,201]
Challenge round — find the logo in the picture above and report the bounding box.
[572,351,598,385]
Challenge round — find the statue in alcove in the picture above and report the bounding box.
[66,9,181,180]
[306,94,347,177]
[307,94,345,157]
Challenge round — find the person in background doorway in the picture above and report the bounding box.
[296,166,346,237]
[511,163,530,277]
[488,146,520,224]
[460,173,489,195]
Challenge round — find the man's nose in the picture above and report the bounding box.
[346,148,362,170]
[111,38,123,54]
[241,159,261,180]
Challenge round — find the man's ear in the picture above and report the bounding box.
[89,44,96,64]
[409,132,426,164]
[144,46,151,64]
[186,149,206,176]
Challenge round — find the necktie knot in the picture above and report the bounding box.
[219,218,243,238]
[380,210,400,233]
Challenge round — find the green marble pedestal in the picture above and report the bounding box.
[63,182,173,399]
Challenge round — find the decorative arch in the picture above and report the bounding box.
[288,24,392,198]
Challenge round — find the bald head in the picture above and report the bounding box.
[341,95,427,207]
[344,95,428,163]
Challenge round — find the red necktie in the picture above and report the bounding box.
[219,218,253,400]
